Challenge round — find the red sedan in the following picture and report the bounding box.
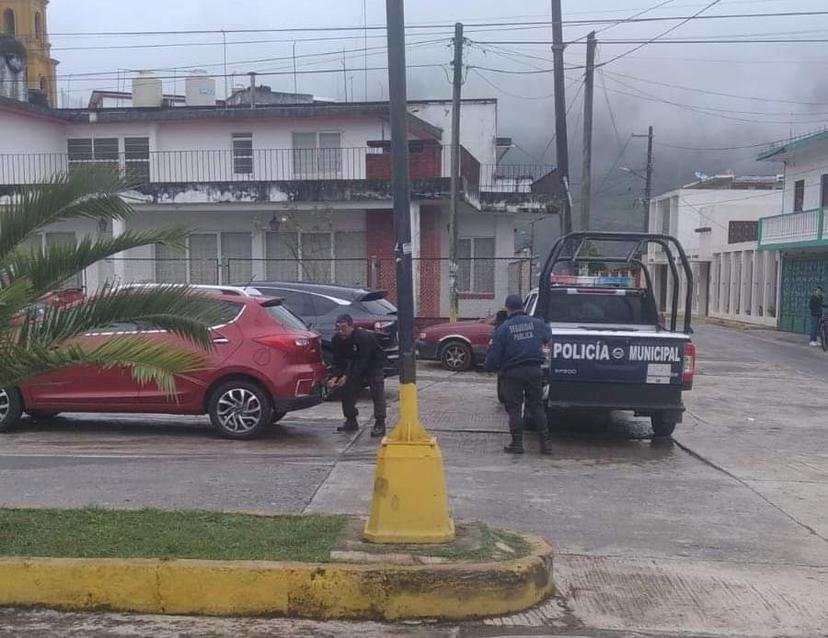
[0,287,327,440]
[416,311,507,371]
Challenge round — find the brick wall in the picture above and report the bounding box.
[418,205,441,317]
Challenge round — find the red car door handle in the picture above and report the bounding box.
[212,335,230,344]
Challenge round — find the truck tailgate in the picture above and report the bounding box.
[548,328,690,386]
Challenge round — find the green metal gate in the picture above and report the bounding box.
[779,254,828,333]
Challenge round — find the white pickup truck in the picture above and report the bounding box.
[527,232,696,437]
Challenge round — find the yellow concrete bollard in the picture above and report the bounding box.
[363,383,455,544]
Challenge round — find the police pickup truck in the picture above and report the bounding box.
[529,232,696,437]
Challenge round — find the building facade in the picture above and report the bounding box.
[0,84,559,320]
[756,131,828,333]
[648,175,783,326]
[0,0,57,106]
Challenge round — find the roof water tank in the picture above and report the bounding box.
[186,70,216,106]
[132,71,162,107]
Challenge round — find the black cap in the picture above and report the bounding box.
[505,294,523,311]
[335,313,354,325]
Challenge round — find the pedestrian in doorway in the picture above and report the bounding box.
[327,314,388,437]
[808,286,826,346]
[484,294,552,455]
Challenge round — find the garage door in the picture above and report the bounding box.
[779,254,828,333]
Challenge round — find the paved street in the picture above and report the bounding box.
[0,323,826,637]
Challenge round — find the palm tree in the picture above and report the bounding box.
[0,167,222,397]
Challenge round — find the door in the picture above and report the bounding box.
[139,301,246,410]
[22,322,147,410]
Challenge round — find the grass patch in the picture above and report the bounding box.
[0,508,346,562]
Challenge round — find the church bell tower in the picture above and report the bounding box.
[0,0,58,106]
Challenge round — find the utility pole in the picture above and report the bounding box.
[448,22,463,322]
[364,0,454,545]
[580,31,596,232]
[644,125,654,232]
[632,127,655,231]
[551,0,571,235]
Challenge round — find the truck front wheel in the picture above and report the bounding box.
[651,413,677,437]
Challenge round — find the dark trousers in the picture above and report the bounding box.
[500,364,547,441]
[341,369,387,423]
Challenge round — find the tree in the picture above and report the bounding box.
[0,167,222,395]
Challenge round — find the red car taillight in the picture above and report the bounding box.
[373,320,394,335]
[682,342,696,384]
[255,334,321,357]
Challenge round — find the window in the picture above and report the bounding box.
[156,234,221,285]
[266,231,300,281]
[334,231,367,286]
[257,288,317,318]
[34,12,42,38]
[124,137,150,184]
[821,174,828,208]
[301,232,332,282]
[3,9,15,36]
[794,179,805,212]
[188,234,218,284]
[221,232,252,283]
[155,243,187,283]
[67,138,119,172]
[292,132,342,178]
[232,133,253,175]
[457,237,495,294]
[263,303,309,330]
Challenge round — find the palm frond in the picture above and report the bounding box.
[1,227,190,298]
[0,277,33,332]
[0,336,205,395]
[0,167,134,263]
[16,285,224,351]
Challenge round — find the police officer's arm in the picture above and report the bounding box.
[483,324,507,372]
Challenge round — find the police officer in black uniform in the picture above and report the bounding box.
[484,294,552,454]
[327,313,388,437]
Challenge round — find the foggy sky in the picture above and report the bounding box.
[46,0,828,237]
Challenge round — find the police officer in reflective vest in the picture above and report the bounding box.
[484,294,552,455]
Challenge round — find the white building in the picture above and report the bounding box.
[647,174,783,326]
[0,74,560,320]
[755,132,828,334]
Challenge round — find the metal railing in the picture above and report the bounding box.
[759,208,824,247]
[0,149,559,198]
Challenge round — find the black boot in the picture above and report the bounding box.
[539,433,553,455]
[370,420,386,438]
[503,435,524,454]
[337,420,359,433]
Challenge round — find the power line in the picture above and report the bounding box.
[472,37,828,45]
[601,69,828,107]
[22,9,828,39]
[597,0,722,68]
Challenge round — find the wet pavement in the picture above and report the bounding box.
[0,323,826,637]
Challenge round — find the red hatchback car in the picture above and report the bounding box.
[0,286,327,440]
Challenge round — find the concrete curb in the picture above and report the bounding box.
[0,534,553,620]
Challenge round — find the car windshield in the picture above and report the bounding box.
[359,298,397,315]
[263,303,309,331]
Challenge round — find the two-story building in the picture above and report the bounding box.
[0,71,560,320]
[756,132,828,334]
[648,174,783,326]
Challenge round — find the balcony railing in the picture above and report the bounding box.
[758,208,827,249]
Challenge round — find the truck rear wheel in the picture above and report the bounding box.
[651,413,677,437]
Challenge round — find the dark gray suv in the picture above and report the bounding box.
[242,282,399,374]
